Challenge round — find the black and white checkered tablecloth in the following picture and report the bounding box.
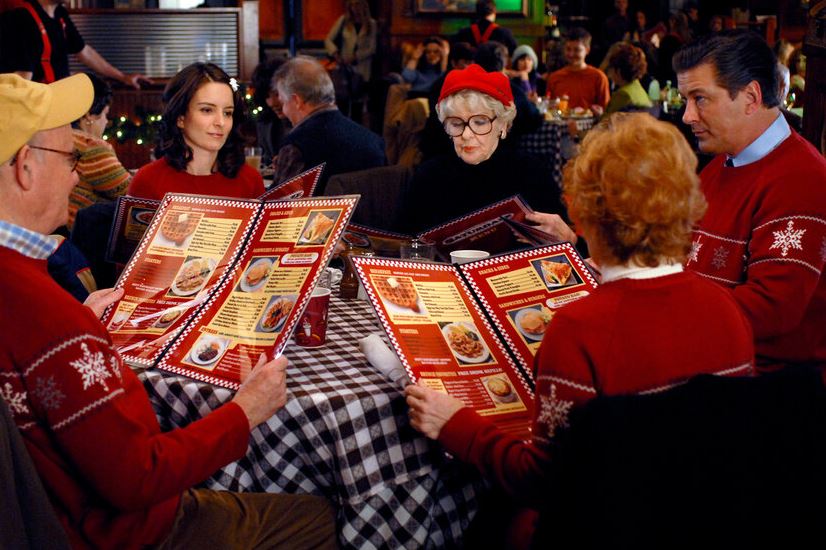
[140,295,486,549]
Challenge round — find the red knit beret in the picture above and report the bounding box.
[437,63,514,107]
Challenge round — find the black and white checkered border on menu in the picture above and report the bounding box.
[119,194,261,370]
[352,257,533,399]
[266,162,324,199]
[158,196,357,387]
[269,196,358,358]
[418,194,530,240]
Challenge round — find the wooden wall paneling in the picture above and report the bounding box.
[803,1,826,154]
[259,0,284,41]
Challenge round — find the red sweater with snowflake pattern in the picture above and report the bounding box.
[0,246,250,549]
[686,131,826,371]
[437,272,754,503]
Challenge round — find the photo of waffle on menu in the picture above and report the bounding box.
[351,243,598,439]
[100,191,357,390]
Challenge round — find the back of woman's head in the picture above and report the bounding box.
[156,62,245,178]
[607,43,647,82]
[72,72,112,129]
[563,112,706,266]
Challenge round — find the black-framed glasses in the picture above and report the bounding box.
[12,145,82,172]
[442,115,497,137]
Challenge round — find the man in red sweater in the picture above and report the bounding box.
[0,73,336,548]
[675,30,826,373]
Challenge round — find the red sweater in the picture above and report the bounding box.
[545,65,610,110]
[687,131,826,370]
[0,246,250,549]
[438,271,754,503]
[127,158,264,201]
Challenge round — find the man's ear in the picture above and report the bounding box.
[742,80,763,115]
[12,146,36,191]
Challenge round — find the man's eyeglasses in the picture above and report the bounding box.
[10,145,81,172]
[442,115,497,137]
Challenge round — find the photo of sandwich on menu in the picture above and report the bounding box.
[352,242,598,438]
[100,191,357,390]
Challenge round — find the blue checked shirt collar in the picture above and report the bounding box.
[0,220,58,260]
[726,112,790,168]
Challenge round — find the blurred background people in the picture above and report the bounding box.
[508,44,541,98]
[402,36,450,95]
[324,0,378,86]
[251,57,290,169]
[454,0,517,54]
[603,43,652,116]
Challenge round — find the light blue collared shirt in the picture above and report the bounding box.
[726,112,791,168]
[0,220,58,260]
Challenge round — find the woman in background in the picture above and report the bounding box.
[603,43,652,115]
[508,44,541,98]
[402,36,450,95]
[68,72,130,230]
[324,0,378,86]
[128,62,263,201]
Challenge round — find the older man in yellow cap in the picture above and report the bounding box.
[0,74,337,549]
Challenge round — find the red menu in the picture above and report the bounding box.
[341,223,410,257]
[458,243,598,374]
[418,195,532,259]
[106,196,162,264]
[101,192,357,389]
[351,257,535,438]
[352,243,598,438]
[258,162,324,201]
[105,164,325,266]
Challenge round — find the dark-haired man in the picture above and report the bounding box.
[454,0,517,55]
[675,29,826,373]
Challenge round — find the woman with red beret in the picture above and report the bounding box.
[397,63,573,239]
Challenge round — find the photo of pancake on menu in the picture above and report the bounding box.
[105,164,326,265]
[100,191,357,390]
[351,243,598,438]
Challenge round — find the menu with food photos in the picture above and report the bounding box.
[105,164,326,266]
[352,243,597,437]
[101,192,358,389]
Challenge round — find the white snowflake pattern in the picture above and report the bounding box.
[687,237,702,265]
[109,356,123,383]
[711,246,729,270]
[1,382,29,416]
[770,220,806,257]
[537,384,574,439]
[32,376,66,411]
[70,343,113,391]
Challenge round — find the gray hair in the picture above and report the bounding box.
[272,55,336,106]
[436,89,517,130]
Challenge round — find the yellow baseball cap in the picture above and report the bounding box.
[0,73,93,164]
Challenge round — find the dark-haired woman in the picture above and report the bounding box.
[128,63,264,201]
[603,43,652,116]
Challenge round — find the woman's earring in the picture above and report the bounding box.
[500,131,506,139]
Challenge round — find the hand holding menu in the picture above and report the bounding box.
[101,191,357,389]
[352,243,598,438]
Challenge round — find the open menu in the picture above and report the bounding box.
[100,192,357,389]
[351,242,598,437]
[105,164,325,265]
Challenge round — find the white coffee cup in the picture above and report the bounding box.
[450,249,490,264]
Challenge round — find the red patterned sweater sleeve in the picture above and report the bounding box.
[16,332,249,511]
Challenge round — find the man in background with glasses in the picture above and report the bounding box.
[0,73,337,549]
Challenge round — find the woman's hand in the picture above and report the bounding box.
[524,212,578,245]
[405,383,465,440]
[84,287,125,319]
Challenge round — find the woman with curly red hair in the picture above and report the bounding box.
[405,113,754,546]
[604,43,652,115]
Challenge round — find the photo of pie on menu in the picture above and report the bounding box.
[101,193,358,390]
